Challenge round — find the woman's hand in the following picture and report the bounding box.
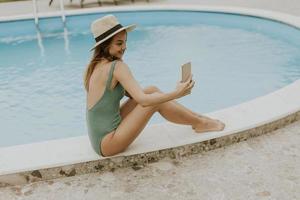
[174,74,195,99]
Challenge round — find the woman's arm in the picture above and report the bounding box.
[114,61,194,107]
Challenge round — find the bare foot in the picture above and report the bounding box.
[192,118,225,133]
[193,113,225,126]
[194,113,216,121]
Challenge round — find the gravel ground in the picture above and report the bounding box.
[0,120,299,200]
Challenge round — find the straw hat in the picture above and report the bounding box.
[90,14,137,51]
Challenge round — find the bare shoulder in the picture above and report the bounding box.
[114,60,131,76]
[115,60,129,70]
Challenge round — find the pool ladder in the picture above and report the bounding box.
[32,0,66,26]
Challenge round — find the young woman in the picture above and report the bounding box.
[83,15,225,157]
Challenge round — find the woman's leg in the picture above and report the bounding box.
[102,96,225,156]
[121,96,200,125]
[154,98,225,132]
[102,86,225,156]
[120,86,222,126]
[120,86,203,120]
[121,86,225,129]
[120,98,136,119]
[160,100,225,130]
[101,103,159,157]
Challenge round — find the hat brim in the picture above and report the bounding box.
[89,24,137,51]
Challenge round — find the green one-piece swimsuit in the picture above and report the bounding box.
[86,60,125,156]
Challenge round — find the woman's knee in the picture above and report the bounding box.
[143,85,162,94]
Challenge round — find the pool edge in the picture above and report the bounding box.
[1,5,300,187]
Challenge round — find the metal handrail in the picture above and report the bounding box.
[59,0,66,24]
[63,26,70,54]
[34,0,66,25]
[32,0,38,25]
[36,27,45,56]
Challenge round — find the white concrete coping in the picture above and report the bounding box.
[0,5,300,176]
[1,4,300,27]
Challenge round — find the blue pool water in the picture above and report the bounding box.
[1,11,300,147]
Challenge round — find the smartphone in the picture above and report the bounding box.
[181,62,191,82]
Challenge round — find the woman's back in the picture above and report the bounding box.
[86,60,125,155]
[87,60,120,110]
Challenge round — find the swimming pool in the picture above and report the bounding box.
[1,10,300,148]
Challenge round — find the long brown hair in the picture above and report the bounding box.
[83,36,119,92]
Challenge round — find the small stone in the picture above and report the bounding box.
[147,156,157,163]
[31,170,42,179]
[95,164,104,170]
[110,167,116,172]
[68,169,76,177]
[46,180,54,185]
[124,185,136,193]
[150,161,173,171]
[86,183,96,188]
[10,186,22,194]
[59,170,66,176]
[101,172,116,182]
[24,190,33,196]
[287,176,298,181]
[210,139,217,145]
[172,160,181,166]
[167,183,175,188]
[256,191,271,196]
[64,182,71,186]
[132,165,143,171]
[59,169,76,177]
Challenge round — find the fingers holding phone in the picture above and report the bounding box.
[186,76,195,95]
[175,78,195,98]
[175,62,195,98]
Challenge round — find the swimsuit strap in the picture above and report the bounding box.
[106,60,117,91]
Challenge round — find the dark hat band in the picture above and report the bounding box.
[95,24,123,43]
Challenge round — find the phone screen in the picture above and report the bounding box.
[181,62,191,82]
